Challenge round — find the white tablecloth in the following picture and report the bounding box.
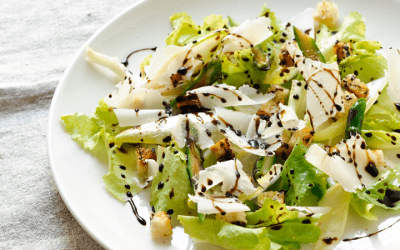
[0,0,139,249]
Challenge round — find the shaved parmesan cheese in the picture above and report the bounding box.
[196,159,257,196]
[183,84,275,109]
[114,109,167,127]
[305,135,387,192]
[285,41,345,132]
[115,112,220,149]
[142,45,203,95]
[286,206,331,217]
[188,195,250,214]
[387,47,400,103]
[257,163,283,189]
[286,8,315,39]
[215,108,282,156]
[105,86,166,109]
[366,77,387,112]
[115,115,187,148]
[222,17,273,55]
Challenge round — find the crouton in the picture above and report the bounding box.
[333,42,352,62]
[333,91,357,121]
[275,132,291,160]
[288,127,314,150]
[279,45,295,67]
[258,86,289,114]
[210,138,235,162]
[215,211,247,227]
[136,148,157,181]
[341,74,369,99]
[150,211,173,240]
[257,191,285,206]
[313,1,340,28]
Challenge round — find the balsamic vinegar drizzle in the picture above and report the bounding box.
[127,198,146,226]
[343,218,400,242]
[121,47,157,66]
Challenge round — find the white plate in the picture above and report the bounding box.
[48,0,400,249]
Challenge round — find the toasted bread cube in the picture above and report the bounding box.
[334,91,357,121]
[210,138,235,162]
[289,127,314,150]
[136,148,157,181]
[313,0,340,28]
[215,211,247,227]
[257,191,285,206]
[333,42,352,62]
[341,74,369,99]
[150,211,173,239]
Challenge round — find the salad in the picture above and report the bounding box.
[61,1,400,249]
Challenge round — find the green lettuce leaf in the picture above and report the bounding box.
[165,12,200,46]
[317,12,366,61]
[265,217,321,245]
[340,52,387,84]
[61,113,102,150]
[246,198,298,228]
[271,142,328,206]
[355,166,400,210]
[220,49,268,90]
[150,145,193,216]
[165,12,227,46]
[179,216,271,250]
[62,100,143,202]
[350,194,377,220]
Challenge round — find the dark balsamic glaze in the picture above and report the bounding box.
[127,198,146,226]
[121,47,157,67]
[396,103,400,112]
[322,237,338,244]
[343,218,400,242]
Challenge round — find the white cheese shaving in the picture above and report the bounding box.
[196,159,257,196]
[366,77,387,112]
[185,84,275,109]
[188,195,250,214]
[305,135,387,192]
[114,109,167,127]
[257,163,283,189]
[285,41,345,132]
[286,8,315,39]
[387,47,400,103]
[222,17,273,55]
[286,206,331,217]
[215,108,281,156]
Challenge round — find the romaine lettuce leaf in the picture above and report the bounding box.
[355,166,400,210]
[339,52,387,84]
[246,198,298,227]
[150,145,193,216]
[265,217,321,245]
[317,12,366,61]
[350,194,377,221]
[272,142,328,206]
[165,12,227,46]
[62,100,143,202]
[220,49,268,90]
[179,216,271,250]
[61,113,102,150]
